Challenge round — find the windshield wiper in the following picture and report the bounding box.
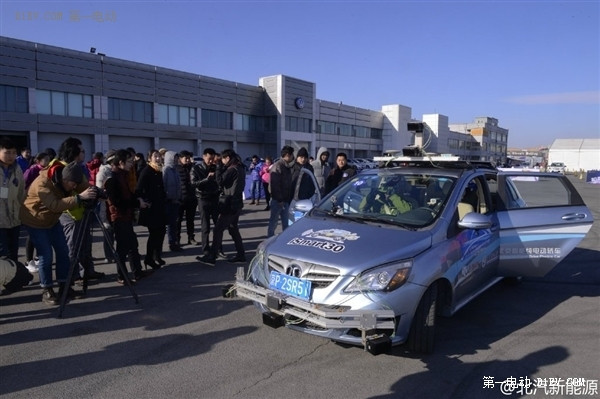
[351,214,418,230]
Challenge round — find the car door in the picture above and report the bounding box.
[447,175,500,307]
[288,168,321,224]
[495,172,593,277]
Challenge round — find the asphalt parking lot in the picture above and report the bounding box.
[1,176,598,399]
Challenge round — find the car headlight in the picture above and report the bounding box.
[249,242,270,285]
[344,260,413,293]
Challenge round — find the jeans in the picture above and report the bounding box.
[60,212,94,276]
[250,180,262,201]
[26,223,70,288]
[267,200,290,237]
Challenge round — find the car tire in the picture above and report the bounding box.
[406,282,438,354]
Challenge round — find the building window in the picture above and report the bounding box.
[336,123,352,136]
[354,126,369,138]
[285,116,311,133]
[158,104,197,126]
[316,120,335,134]
[201,109,232,129]
[235,113,267,132]
[36,89,93,117]
[263,115,277,132]
[448,138,459,149]
[108,98,153,122]
[0,85,28,113]
[370,128,382,139]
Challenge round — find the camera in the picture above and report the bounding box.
[95,186,108,200]
[81,186,107,209]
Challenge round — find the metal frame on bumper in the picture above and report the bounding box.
[230,267,397,354]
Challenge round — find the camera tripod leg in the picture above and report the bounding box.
[58,210,91,318]
[94,212,138,303]
[57,208,139,318]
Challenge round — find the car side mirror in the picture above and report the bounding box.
[458,212,492,230]
[293,199,315,213]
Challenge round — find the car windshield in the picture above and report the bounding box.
[314,171,456,228]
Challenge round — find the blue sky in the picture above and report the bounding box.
[1,0,598,149]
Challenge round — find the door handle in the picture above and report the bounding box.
[561,213,587,221]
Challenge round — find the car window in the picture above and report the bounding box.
[315,171,456,228]
[504,175,573,208]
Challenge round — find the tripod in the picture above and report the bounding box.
[58,205,138,317]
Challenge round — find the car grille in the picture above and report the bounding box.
[267,254,340,289]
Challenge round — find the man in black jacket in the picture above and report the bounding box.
[190,148,219,256]
[324,152,357,195]
[198,149,246,264]
[267,145,295,237]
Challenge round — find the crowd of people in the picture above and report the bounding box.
[1,136,353,306]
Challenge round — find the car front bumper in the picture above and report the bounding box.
[231,267,399,349]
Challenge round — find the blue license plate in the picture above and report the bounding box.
[269,271,312,301]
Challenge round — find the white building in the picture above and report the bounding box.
[548,138,600,172]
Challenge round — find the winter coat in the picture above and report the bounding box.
[0,162,25,229]
[47,159,90,221]
[136,164,167,227]
[86,158,103,186]
[310,147,331,191]
[249,161,263,181]
[190,161,219,201]
[269,158,294,204]
[260,163,271,184]
[19,164,80,229]
[23,164,43,190]
[105,168,139,223]
[291,162,316,200]
[162,151,182,203]
[218,159,246,212]
[324,164,357,195]
[176,162,195,202]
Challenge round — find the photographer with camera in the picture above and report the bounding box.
[49,137,105,281]
[190,148,219,257]
[20,162,98,305]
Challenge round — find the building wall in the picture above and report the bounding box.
[1,36,508,163]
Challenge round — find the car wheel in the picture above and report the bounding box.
[406,282,438,354]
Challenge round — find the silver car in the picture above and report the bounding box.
[232,161,593,354]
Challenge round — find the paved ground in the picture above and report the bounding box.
[1,176,598,399]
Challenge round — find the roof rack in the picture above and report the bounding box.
[373,155,497,171]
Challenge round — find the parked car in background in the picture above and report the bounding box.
[548,162,566,174]
[347,159,365,171]
[231,156,593,355]
[355,158,378,169]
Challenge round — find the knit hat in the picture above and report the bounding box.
[62,162,84,184]
[297,147,309,158]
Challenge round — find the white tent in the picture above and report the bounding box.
[548,138,600,172]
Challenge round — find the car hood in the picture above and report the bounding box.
[265,216,432,274]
